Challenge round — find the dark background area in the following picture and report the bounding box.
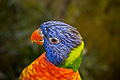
[0,0,120,80]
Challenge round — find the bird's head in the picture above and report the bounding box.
[31,21,83,66]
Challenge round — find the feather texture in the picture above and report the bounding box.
[20,53,81,80]
[20,21,84,80]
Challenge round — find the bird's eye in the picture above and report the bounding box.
[49,38,59,44]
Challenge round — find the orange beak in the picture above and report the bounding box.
[31,28,44,45]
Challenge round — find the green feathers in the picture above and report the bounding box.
[59,41,84,72]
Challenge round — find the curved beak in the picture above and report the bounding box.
[31,28,44,45]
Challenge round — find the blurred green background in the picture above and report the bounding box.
[0,0,120,80]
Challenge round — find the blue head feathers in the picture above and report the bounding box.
[40,21,82,66]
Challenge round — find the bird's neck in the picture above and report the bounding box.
[45,41,84,72]
[59,41,84,72]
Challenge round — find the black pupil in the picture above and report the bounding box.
[51,38,57,42]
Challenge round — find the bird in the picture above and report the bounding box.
[19,21,84,80]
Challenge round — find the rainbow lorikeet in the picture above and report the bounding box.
[20,21,84,80]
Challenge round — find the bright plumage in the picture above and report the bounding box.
[20,21,84,80]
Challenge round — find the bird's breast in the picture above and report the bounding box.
[20,53,81,80]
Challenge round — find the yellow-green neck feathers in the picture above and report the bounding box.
[59,41,84,72]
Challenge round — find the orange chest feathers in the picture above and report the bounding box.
[20,53,81,80]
